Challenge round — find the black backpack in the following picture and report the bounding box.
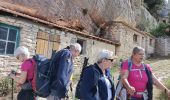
[33,49,66,97]
[75,57,89,99]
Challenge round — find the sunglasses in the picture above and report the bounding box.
[106,58,114,62]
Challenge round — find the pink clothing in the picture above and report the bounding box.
[21,59,35,90]
[121,60,152,97]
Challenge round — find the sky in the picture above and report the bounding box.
[165,0,168,3]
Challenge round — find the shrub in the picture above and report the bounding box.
[150,23,170,37]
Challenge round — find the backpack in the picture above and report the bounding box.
[33,49,66,97]
[115,59,153,100]
[75,57,89,99]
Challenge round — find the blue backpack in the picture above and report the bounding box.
[33,49,65,97]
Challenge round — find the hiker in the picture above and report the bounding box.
[9,46,35,100]
[120,46,170,100]
[47,43,81,100]
[80,50,116,100]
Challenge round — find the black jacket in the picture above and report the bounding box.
[80,63,115,100]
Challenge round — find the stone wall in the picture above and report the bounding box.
[0,15,38,76]
[155,37,170,56]
[111,22,155,59]
[0,15,116,76]
[146,36,155,56]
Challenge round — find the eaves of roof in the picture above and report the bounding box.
[0,6,121,46]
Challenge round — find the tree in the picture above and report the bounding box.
[144,0,164,18]
[150,23,170,37]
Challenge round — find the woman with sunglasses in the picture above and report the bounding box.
[80,50,116,100]
[9,46,35,100]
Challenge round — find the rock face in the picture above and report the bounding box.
[74,0,136,26]
[131,0,158,32]
[0,0,158,35]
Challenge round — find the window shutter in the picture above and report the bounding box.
[49,34,60,51]
[36,32,49,57]
[36,32,60,58]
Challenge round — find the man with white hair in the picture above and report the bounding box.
[80,50,116,100]
[48,43,81,100]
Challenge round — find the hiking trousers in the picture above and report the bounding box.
[47,95,60,100]
[17,89,34,100]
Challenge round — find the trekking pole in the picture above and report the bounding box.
[11,78,14,100]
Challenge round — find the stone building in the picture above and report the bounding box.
[0,1,155,75]
[155,37,170,56]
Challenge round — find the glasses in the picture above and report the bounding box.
[106,58,114,62]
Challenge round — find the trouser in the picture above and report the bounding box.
[17,89,34,100]
[130,97,144,100]
[47,95,60,100]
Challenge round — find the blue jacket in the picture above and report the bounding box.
[80,63,115,100]
[50,49,73,98]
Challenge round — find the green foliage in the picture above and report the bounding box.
[0,77,12,96]
[144,0,164,17]
[0,77,18,97]
[150,23,170,37]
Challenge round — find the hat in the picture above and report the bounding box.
[97,50,117,61]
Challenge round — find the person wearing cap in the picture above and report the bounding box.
[47,43,81,100]
[9,46,35,100]
[80,50,116,100]
[120,46,170,100]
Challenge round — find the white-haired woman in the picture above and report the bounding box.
[80,50,116,100]
[9,46,35,100]
[119,46,170,100]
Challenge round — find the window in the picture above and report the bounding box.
[77,39,86,54]
[0,24,20,55]
[133,34,138,43]
[163,20,166,24]
[142,37,144,41]
[149,38,153,46]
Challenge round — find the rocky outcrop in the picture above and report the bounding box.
[0,0,157,39]
[131,0,158,32]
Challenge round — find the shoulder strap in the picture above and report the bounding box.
[25,58,35,83]
[118,59,132,80]
[144,64,153,99]
[127,59,132,71]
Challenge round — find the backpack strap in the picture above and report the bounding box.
[127,59,132,71]
[21,59,35,90]
[145,65,153,99]
[27,58,36,82]
[127,59,147,78]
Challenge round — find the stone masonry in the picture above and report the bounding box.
[155,37,170,56]
[111,22,155,58]
[0,15,116,76]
